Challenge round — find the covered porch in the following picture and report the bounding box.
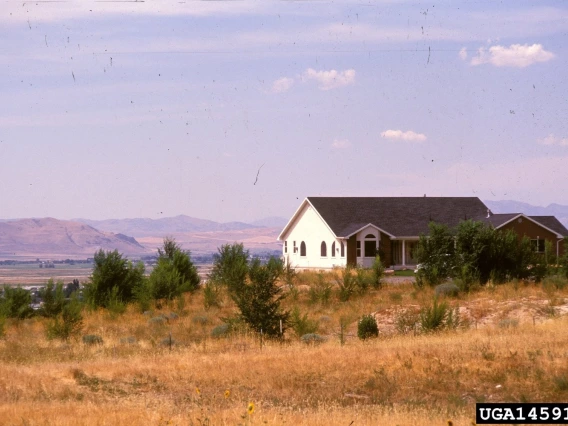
[390,239,419,269]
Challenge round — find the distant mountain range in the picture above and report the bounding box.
[0,218,148,258]
[485,200,568,227]
[0,215,289,259]
[75,215,263,237]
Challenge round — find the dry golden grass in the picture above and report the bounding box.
[1,274,568,425]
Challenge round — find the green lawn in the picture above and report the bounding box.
[393,269,416,276]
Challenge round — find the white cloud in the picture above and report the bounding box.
[270,77,295,94]
[470,43,555,68]
[459,47,468,60]
[380,130,427,142]
[302,68,356,91]
[538,134,568,146]
[331,139,351,149]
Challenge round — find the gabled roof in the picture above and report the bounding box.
[529,216,568,237]
[481,213,521,228]
[307,197,489,238]
[481,213,566,238]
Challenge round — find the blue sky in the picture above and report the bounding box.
[1,1,567,222]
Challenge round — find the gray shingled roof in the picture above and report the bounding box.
[307,197,489,237]
[481,213,520,228]
[529,216,568,236]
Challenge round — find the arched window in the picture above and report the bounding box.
[364,234,377,258]
[320,241,327,257]
[331,242,336,257]
[341,242,345,257]
[300,241,306,257]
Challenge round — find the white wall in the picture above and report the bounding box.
[281,202,347,270]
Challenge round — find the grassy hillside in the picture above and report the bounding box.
[1,273,568,425]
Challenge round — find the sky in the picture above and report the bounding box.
[1,0,567,223]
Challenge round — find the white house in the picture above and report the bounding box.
[278,197,491,270]
[278,197,568,270]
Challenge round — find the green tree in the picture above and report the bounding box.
[148,238,200,301]
[0,287,34,319]
[85,249,145,308]
[209,243,249,294]
[211,244,289,338]
[231,257,289,338]
[40,279,65,318]
[415,222,456,286]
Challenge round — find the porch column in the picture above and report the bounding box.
[402,240,406,266]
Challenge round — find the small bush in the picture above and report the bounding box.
[308,273,333,305]
[211,324,230,338]
[300,333,326,345]
[335,266,357,302]
[203,282,222,309]
[0,287,34,319]
[160,335,176,348]
[357,314,379,340]
[395,309,420,334]
[435,282,460,298]
[420,298,450,332]
[82,334,103,345]
[289,306,318,338]
[40,279,65,318]
[542,276,567,291]
[120,336,137,345]
[149,315,167,325]
[192,315,209,326]
[106,286,127,319]
[498,318,519,329]
[370,256,385,289]
[47,297,83,341]
[554,374,568,391]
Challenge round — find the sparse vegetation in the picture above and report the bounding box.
[1,260,568,425]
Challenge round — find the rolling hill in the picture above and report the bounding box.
[0,218,148,258]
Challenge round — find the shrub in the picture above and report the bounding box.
[211,324,230,338]
[0,286,34,319]
[82,334,104,345]
[289,306,318,338]
[208,243,249,294]
[231,257,289,338]
[47,297,83,341]
[420,298,449,332]
[148,238,200,302]
[435,282,460,298]
[335,266,357,302]
[309,273,333,305]
[357,314,379,340]
[40,279,65,318]
[498,318,519,329]
[300,333,326,345]
[149,315,167,325]
[106,286,127,318]
[542,276,567,291]
[85,249,145,308]
[120,336,136,345]
[192,315,209,326]
[203,281,222,309]
[370,256,385,289]
[395,309,419,334]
